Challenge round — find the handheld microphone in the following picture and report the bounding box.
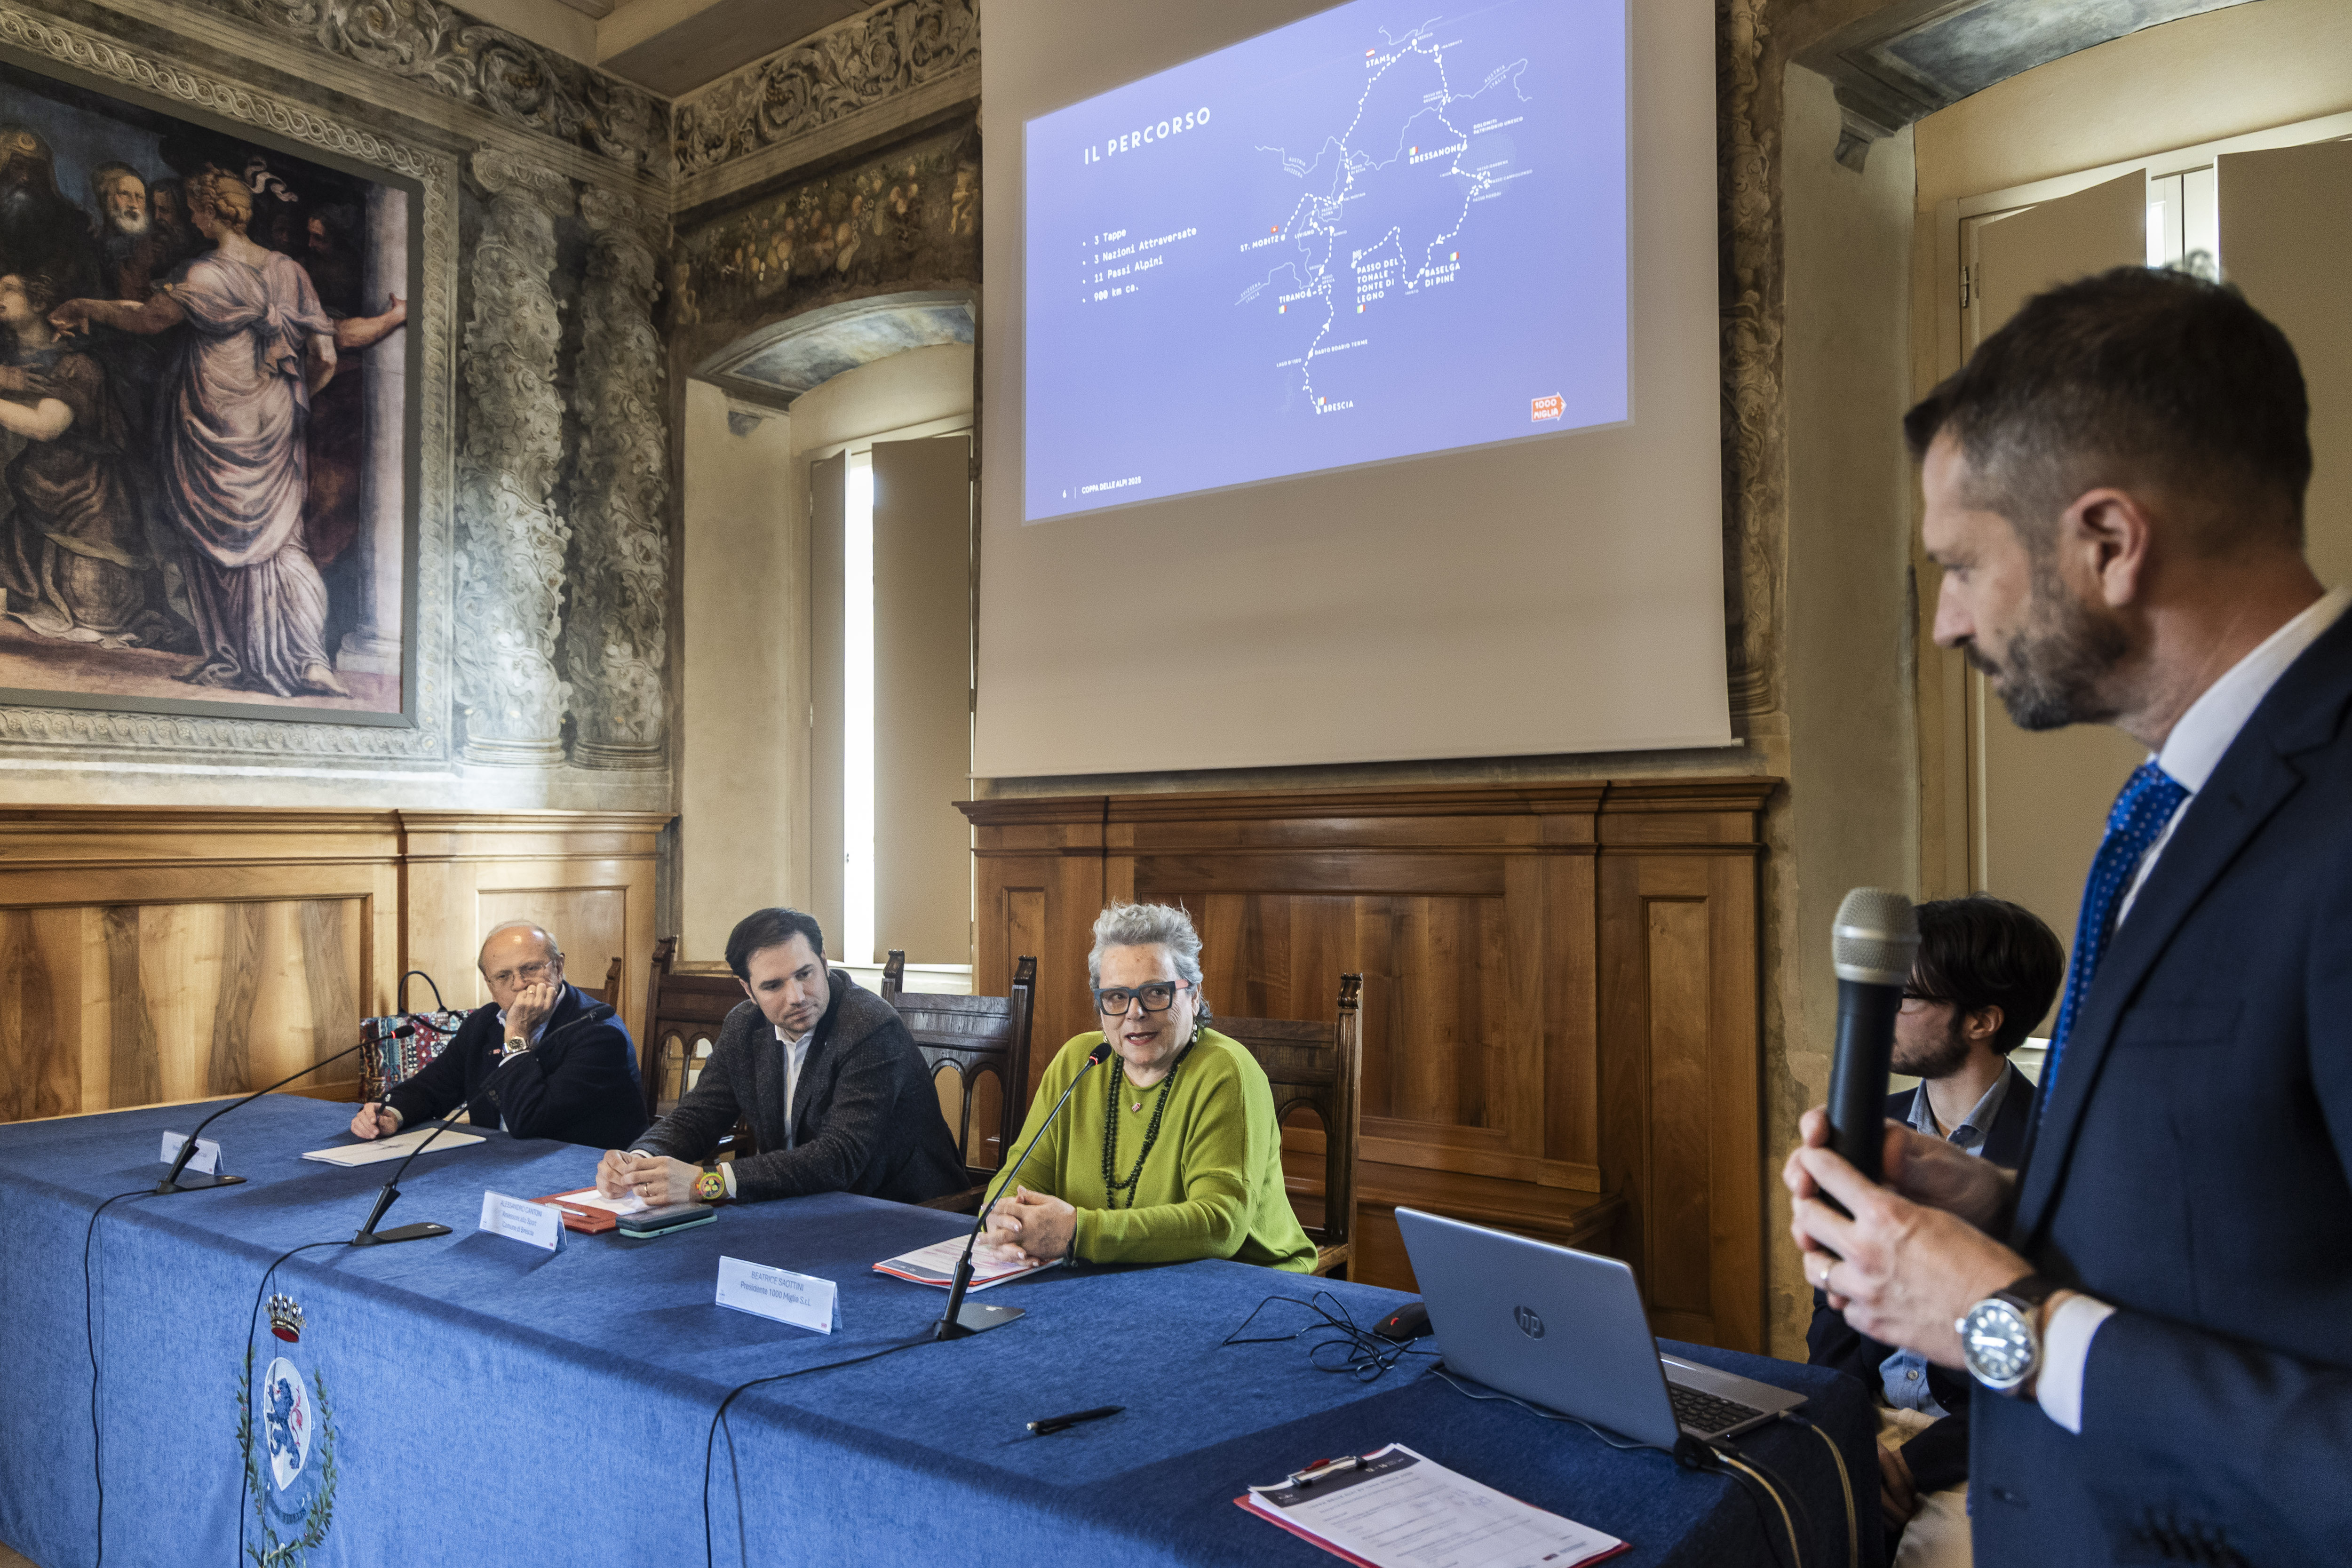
[352,1000,617,1246]
[1827,888,1921,1190]
[156,1027,403,1194]
[934,1038,1116,1341]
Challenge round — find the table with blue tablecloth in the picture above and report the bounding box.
[0,1096,1883,1568]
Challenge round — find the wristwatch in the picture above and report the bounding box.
[1958,1273,2062,1396]
[693,1165,727,1202]
[498,1036,530,1062]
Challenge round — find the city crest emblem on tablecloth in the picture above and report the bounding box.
[236,1297,337,1565]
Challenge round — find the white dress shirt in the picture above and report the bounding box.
[2036,583,2350,1433]
[714,1024,813,1199]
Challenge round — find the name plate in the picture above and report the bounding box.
[160,1131,221,1175]
[478,1190,564,1252]
[715,1255,838,1334]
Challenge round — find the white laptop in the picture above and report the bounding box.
[1396,1207,1805,1450]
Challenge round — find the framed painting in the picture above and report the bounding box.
[0,40,420,727]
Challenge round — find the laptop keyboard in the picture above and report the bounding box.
[1669,1383,1767,1435]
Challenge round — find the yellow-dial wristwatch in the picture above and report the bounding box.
[693,1166,727,1202]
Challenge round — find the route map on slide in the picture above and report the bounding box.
[1023,0,1626,523]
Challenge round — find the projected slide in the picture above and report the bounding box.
[1023,0,1627,523]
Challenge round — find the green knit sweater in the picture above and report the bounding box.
[983,1028,1317,1273]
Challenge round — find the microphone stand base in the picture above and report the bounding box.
[932,1302,1024,1340]
[350,1222,451,1247]
[153,1172,247,1195]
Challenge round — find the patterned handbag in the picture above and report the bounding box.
[357,970,469,1104]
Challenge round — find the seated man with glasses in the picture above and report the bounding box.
[1807,894,2063,1568]
[350,919,649,1150]
[978,901,1316,1273]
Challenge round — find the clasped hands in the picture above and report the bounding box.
[596,1149,700,1206]
[977,1185,1077,1266]
[1782,1106,2030,1369]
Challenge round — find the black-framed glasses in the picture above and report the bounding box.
[1094,979,1193,1016]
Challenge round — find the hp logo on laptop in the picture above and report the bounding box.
[1513,1305,1545,1339]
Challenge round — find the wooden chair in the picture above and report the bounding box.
[881,949,1038,1214]
[577,955,623,1011]
[1216,974,1364,1278]
[640,937,755,1155]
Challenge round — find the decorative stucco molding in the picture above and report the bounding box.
[0,1,458,764]
[672,0,980,179]
[567,188,672,770]
[1718,0,1783,719]
[453,150,575,767]
[182,0,669,177]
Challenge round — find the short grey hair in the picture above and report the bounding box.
[1087,902,1208,1013]
[479,919,563,971]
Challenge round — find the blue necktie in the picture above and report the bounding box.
[2044,761,2189,1099]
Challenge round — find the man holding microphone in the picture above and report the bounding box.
[1787,268,2351,1565]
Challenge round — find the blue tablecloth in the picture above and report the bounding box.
[0,1097,1882,1568]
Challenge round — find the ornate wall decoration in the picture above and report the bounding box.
[671,0,980,178]
[182,0,668,177]
[1718,0,1784,719]
[671,119,978,366]
[568,189,671,770]
[0,0,456,764]
[453,150,573,766]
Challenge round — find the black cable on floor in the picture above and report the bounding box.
[702,1335,933,1568]
[82,1187,152,1568]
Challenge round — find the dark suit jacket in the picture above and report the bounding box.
[384,983,647,1150]
[1971,609,2352,1567]
[633,970,965,1204]
[1807,1063,2037,1495]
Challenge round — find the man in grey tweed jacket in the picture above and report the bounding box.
[599,907,965,1206]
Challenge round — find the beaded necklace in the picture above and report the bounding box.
[1101,1029,1198,1209]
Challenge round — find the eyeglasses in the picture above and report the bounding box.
[487,959,557,988]
[1093,979,1193,1016]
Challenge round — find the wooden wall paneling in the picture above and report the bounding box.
[967,799,1105,1090]
[0,907,79,1121]
[0,809,671,1127]
[395,812,667,1049]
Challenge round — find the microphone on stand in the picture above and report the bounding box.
[156,1028,406,1194]
[352,1002,616,1247]
[934,1038,1116,1341]
[1826,888,1921,1194]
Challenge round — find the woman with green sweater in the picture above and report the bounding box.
[979,902,1316,1274]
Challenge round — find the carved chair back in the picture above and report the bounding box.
[1214,974,1364,1278]
[882,950,1038,1213]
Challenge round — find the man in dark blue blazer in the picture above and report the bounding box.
[351,920,648,1150]
[1786,266,2352,1566]
[1807,895,2058,1565]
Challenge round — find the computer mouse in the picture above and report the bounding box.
[1373,1300,1430,1342]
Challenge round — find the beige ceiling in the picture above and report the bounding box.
[475,0,870,97]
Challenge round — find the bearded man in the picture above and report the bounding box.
[1787,266,2352,1565]
[1805,894,2062,1568]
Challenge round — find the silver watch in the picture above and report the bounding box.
[1957,1273,2059,1396]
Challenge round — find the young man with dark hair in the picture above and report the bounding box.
[599,907,965,1207]
[1807,895,2063,1567]
[1787,266,2352,1566]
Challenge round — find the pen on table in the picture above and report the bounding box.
[1027,1405,1123,1435]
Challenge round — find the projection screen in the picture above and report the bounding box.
[976,0,1728,779]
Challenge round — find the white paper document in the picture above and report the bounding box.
[1242,1445,1624,1568]
[716,1256,840,1334]
[544,1186,647,1216]
[478,1190,564,1251]
[302,1123,487,1166]
[160,1131,221,1175]
[871,1236,1058,1291]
